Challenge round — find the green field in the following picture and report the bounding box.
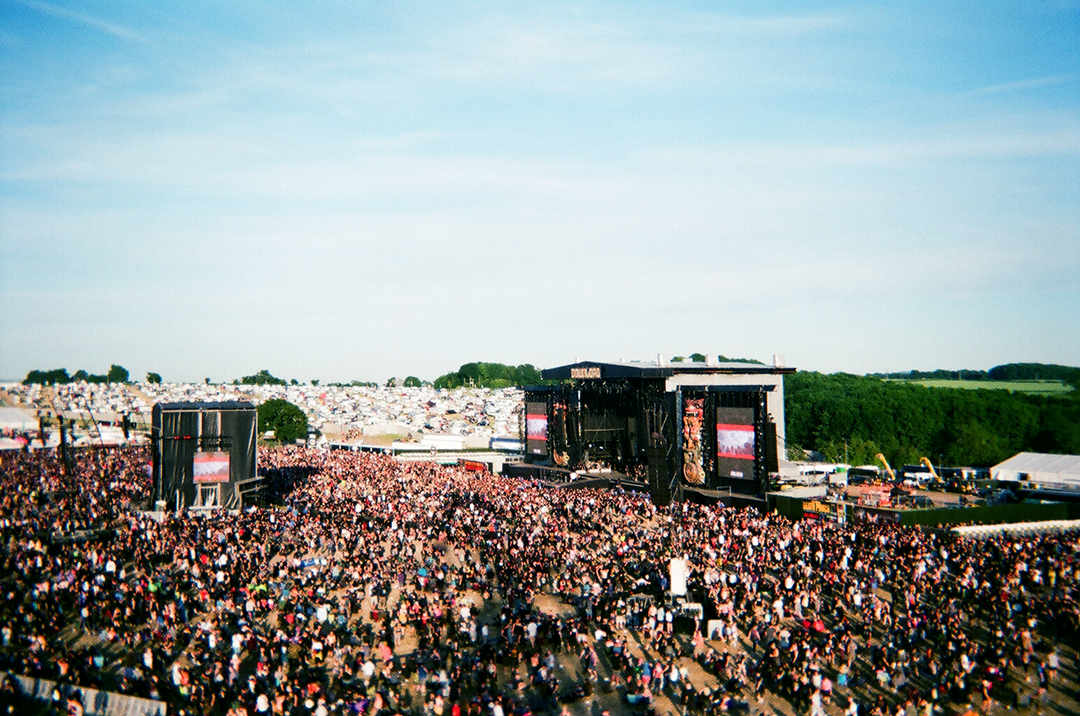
[891,379,1073,394]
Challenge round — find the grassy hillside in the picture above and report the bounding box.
[889,378,1073,395]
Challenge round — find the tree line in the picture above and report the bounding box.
[433,362,543,389]
[23,365,136,385]
[428,355,762,389]
[869,362,1080,387]
[784,366,1080,468]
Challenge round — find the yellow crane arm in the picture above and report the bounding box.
[875,453,897,481]
[919,457,939,480]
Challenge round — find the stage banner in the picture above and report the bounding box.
[193,451,231,483]
[682,398,705,484]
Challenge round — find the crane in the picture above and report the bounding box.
[918,457,940,482]
[875,453,897,482]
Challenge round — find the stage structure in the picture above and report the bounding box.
[151,402,258,510]
[524,357,793,505]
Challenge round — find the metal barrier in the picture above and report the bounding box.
[952,519,1080,539]
[1,671,167,716]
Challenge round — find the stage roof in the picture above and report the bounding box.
[153,401,257,411]
[541,359,795,381]
[542,361,670,380]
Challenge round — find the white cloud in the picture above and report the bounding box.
[13,0,145,42]
[965,73,1075,97]
[671,11,853,37]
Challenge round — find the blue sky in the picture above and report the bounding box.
[1,0,1078,384]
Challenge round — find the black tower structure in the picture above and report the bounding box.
[151,401,258,510]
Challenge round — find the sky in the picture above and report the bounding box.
[1,0,1078,384]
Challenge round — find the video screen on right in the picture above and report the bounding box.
[716,406,755,480]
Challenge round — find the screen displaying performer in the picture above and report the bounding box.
[525,402,549,455]
[716,407,755,479]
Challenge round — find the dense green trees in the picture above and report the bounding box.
[24,368,72,385]
[785,371,1080,467]
[987,363,1080,387]
[257,398,308,444]
[146,372,163,384]
[433,363,542,389]
[24,365,129,385]
[868,363,1080,388]
[72,369,106,383]
[237,369,287,386]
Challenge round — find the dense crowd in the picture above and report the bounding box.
[0,445,1077,716]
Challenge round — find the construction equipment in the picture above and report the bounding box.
[918,457,940,481]
[875,453,897,482]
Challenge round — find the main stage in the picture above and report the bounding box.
[503,462,649,491]
[523,358,793,505]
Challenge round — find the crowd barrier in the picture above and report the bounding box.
[952,518,1080,539]
[1,671,167,716]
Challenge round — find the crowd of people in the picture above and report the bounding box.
[0,444,1077,716]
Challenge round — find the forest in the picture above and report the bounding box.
[433,362,543,389]
[869,363,1080,387]
[23,365,130,385]
[784,367,1080,467]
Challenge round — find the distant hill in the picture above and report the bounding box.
[987,363,1080,387]
[785,367,1080,468]
[870,362,1080,389]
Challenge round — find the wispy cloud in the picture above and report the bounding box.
[965,73,1075,96]
[420,10,852,88]
[14,0,145,42]
[419,13,682,88]
[685,12,852,37]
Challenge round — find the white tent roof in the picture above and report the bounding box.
[991,452,1080,488]
[0,437,26,451]
[0,407,37,431]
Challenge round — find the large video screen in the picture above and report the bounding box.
[716,407,755,480]
[717,424,754,459]
[193,451,231,483]
[525,402,549,456]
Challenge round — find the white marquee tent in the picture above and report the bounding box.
[0,407,37,432]
[991,452,1080,491]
